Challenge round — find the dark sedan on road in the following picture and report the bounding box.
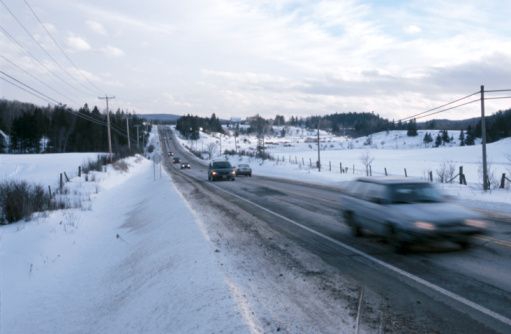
[180,162,191,169]
[235,164,252,176]
[172,157,181,164]
[340,177,488,252]
[208,160,236,181]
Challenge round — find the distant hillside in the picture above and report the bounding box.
[141,114,181,123]
[419,117,481,130]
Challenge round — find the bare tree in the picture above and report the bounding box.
[206,142,217,159]
[359,151,374,176]
[436,161,456,183]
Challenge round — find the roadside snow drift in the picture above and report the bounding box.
[0,156,247,333]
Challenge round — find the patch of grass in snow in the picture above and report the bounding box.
[0,181,66,224]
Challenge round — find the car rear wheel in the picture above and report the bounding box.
[457,239,471,249]
[344,211,363,237]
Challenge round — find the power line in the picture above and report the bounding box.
[0,0,96,96]
[0,54,78,104]
[0,74,56,104]
[399,91,480,122]
[484,96,511,100]
[22,0,105,95]
[1,71,138,146]
[409,98,481,121]
[0,70,61,104]
[0,23,82,100]
[485,89,511,93]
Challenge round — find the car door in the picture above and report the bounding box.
[362,183,388,235]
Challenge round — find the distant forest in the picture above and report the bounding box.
[176,108,511,143]
[0,99,147,154]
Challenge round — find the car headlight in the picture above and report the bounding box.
[414,221,436,231]
[212,171,217,175]
[464,219,487,228]
[232,171,236,174]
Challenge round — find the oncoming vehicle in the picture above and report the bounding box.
[340,177,488,253]
[235,164,252,176]
[180,162,191,169]
[168,151,174,156]
[172,157,180,164]
[208,160,235,181]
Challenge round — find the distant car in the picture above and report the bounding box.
[168,151,174,156]
[180,162,191,169]
[235,164,252,176]
[339,177,488,253]
[173,157,181,163]
[208,160,235,181]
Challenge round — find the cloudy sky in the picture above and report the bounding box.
[1,0,510,120]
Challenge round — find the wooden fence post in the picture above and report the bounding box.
[48,185,52,198]
[64,172,70,182]
[459,166,463,184]
[78,166,81,177]
[369,165,372,176]
[340,162,343,174]
[384,168,388,176]
[429,171,433,182]
[404,168,408,177]
[329,161,331,171]
[59,173,63,192]
[501,173,506,189]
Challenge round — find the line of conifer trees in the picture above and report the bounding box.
[0,99,147,154]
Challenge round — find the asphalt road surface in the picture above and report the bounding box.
[158,126,511,333]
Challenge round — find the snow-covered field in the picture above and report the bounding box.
[0,152,102,188]
[173,126,511,213]
[0,150,248,332]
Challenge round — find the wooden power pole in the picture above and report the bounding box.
[98,95,115,160]
[480,85,488,191]
[317,119,321,171]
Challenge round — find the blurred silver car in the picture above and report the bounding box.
[235,164,252,176]
[340,177,488,252]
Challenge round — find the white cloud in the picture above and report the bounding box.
[86,20,107,35]
[404,24,421,34]
[101,46,125,57]
[66,35,91,51]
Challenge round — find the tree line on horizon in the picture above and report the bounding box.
[174,108,511,143]
[0,99,147,154]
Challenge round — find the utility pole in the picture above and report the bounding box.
[480,85,488,191]
[317,119,321,171]
[98,95,115,161]
[126,116,131,150]
[135,125,141,149]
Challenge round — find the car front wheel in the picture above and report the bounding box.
[386,225,408,254]
[344,211,363,237]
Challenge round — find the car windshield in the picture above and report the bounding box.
[239,164,249,167]
[212,161,231,168]
[388,183,444,204]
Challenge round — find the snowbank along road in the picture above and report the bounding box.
[159,126,511,334]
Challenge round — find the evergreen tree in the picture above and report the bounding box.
[465,125,475,145]
[435,133,442,147]
[458,130,465,146]
[441,129,450,143]
[423,132,433,145]
[406,119,418,136]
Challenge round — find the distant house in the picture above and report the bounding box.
[0,129,9,152]
[228,117,242,129]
